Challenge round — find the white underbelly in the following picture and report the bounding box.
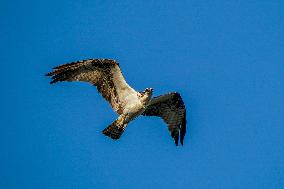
[123,102,145,122]
[121,92,146,122]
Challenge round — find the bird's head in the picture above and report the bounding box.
[140,88,154,104]
[144,87,154,95]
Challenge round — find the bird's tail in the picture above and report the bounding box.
[102,116,128,140]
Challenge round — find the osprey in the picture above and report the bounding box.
[46,59,186,145]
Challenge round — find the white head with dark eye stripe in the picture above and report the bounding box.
[140,88,153,104]
[144,87,153,94]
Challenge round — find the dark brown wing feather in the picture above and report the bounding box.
[143,92,186,146]
[46,59,137,114]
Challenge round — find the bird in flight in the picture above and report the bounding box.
[46,59,186,145]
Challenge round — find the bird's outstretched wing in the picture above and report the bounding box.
[143,92,186,146]
[46,59,137,114]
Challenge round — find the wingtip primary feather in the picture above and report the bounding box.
[45,72,53,76]
[49,80,57,84]
[180,110,186,146]
[175,140,179,146]
[45,71,58,84]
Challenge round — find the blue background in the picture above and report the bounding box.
[1,1,284,188]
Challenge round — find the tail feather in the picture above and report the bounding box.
[102,119,127,140]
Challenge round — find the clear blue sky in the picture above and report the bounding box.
[1,1,284,188]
